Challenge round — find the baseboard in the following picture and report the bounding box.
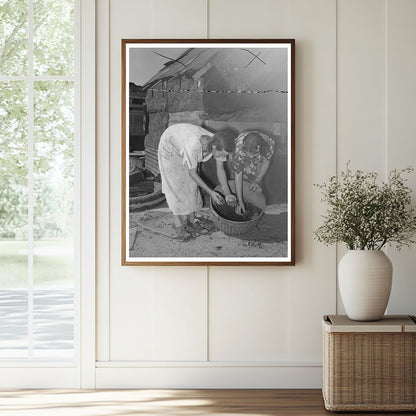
[95,365,323,388]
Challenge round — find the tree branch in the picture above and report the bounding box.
[0,9,28,68]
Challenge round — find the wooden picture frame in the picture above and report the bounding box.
[122,39,295,265]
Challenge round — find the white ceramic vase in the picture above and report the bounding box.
[338,250,393,321]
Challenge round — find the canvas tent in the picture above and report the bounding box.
[142,47,289,204]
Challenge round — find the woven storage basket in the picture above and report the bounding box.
[210,199,264,237]
[322,315,416,411]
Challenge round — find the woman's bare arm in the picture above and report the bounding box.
[189,167,224,205]
[216,159,231,195]
[235,170,246,213]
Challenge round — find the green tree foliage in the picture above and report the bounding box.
[0,0,28,75]
[33,0,74,75]
[0,0,74,240]
[34,81,74,177]
[0,81,28,179]
[34,177,73,239]
[0,81,28,239]
[0,178,27,238]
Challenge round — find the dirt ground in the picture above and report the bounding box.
[129,203,288,259]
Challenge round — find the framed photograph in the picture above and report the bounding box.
[122,39,295,265]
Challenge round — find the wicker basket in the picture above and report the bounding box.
[322,315,416,411]
[210,198,264,237]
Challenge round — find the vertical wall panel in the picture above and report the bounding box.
[386,0,416,314]
[107,0,208,361]
[208,0,336,364]
[149,0,207,38]
[209,0,289,37]
[337,0,387,172]
[286,0,337,361]
[96,0,110,362]
[111,268,208,361]
[208,1,293,364]
[151,271,208,361]
[110,272,154,360]
[336,0,387,313]
[209,268,290,362]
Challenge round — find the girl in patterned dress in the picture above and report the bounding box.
[231,131,276,215]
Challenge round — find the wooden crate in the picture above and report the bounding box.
[322,315,416,411]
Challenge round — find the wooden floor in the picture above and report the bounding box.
[0,389,413,415]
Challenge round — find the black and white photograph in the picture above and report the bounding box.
[122,40,295,265]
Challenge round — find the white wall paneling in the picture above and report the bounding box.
[385,0,416,314]
[337,0,387,172]
[95,0,416,388]
[110,268,208,361]
[104,0,209,365]
[96,0,110,363]
[286,0,337,362]
[336,0,388,314]
[209,0,290,38]
[209,268,290,362]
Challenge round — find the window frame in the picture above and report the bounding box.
[0,0,96,388]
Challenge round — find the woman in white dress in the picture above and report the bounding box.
[158,123,236,241]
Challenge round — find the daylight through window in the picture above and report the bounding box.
[0,0,77,361]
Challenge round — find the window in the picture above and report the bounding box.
[0,0,78,361]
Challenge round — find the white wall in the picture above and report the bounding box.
[95,0,416,388]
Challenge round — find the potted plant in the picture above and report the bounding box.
[314,164,416,321]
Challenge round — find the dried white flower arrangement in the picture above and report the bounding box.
[314,164,416,250]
